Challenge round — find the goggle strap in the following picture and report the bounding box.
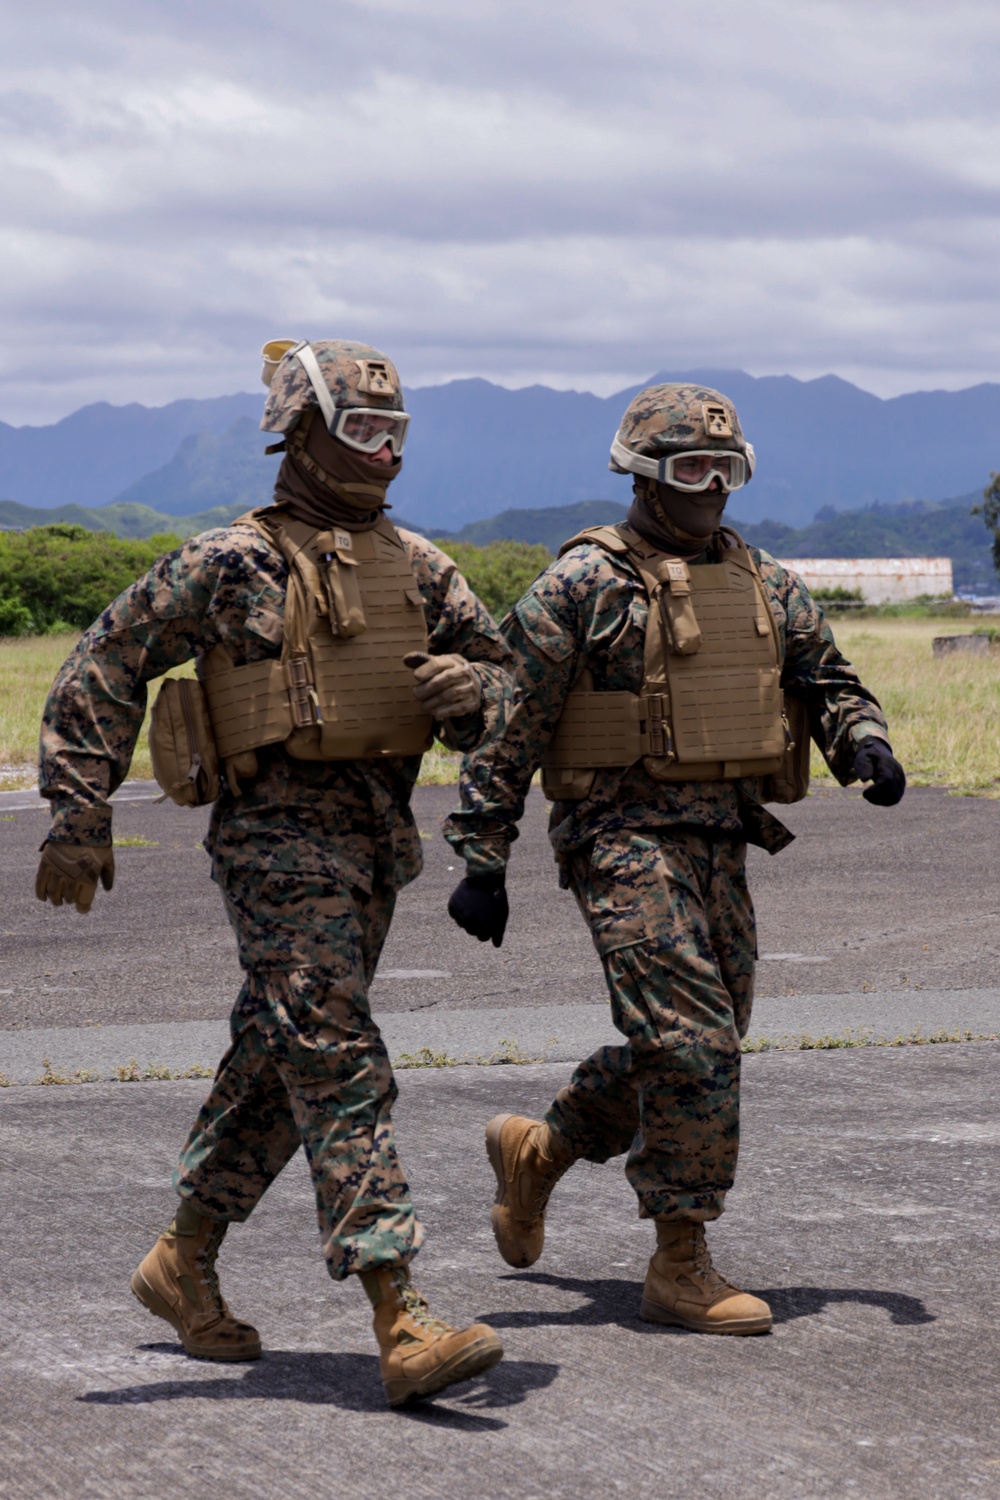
[292,342,339,432]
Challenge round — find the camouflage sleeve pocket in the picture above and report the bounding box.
[512,591,576,663]
[244,603,284,649]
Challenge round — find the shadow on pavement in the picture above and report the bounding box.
[485,1272,935,1330]
[764,1285,936,1326]
[77,1347,560,1430]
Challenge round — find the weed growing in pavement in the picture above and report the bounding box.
[9,1030,994,1088]
[475,1038,545,1065]
[112,835,159,848]
[395,1036,548,1068]
[741,1028,997,1053]
[34,1057,101,1085]
[17,1058,216,1087]
[395,1046,459,1069]
[111,1058,216,1081]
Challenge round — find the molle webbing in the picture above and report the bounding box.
[201,510,433,762]
[541,524,789,791]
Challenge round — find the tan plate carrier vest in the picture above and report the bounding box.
[539,524,809,804]
[199,508,435,768]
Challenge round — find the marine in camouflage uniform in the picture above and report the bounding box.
[36,339,510,1404]
[445,382,906,1337]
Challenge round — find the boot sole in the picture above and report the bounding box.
[485,1114,540,1269]
[130,1270,262,1362]
[384,1333,504,1408]
[639,1295,772,1336]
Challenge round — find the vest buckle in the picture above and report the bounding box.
[643,693,674,759]
[286,655,319,728]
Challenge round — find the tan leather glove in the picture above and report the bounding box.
[35,841,116,915]
[404,652,482,719]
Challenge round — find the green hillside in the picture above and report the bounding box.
[2,491,995,591]
[0,497,252,539]
[735,495,993,593]
[435,500,629,551]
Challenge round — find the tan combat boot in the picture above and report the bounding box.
[130,1200,262,1361]
[360,1265,503,1408]
[640,1220,772,1335]
[485,1113,576,1268]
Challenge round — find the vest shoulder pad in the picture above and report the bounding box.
[556,524,633,559]
[717,524,759,576]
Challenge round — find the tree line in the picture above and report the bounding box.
[0,524,552,637]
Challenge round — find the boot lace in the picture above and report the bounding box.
[690,1230,729,1296]
[525,1157,565,1215]
[196,1222,227,1312]
[394,1273,452,1338]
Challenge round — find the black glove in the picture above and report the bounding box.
[448,873,509,948]
[853,736,906,807]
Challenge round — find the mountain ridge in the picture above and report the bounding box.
[1,369,998,530]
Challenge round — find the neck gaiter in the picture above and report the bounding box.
[272,410,402,532]
[626,477,727,559]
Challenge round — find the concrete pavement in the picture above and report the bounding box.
[2,781,999,1496]
[3,781,999,1046]
[2,1044,998,1499]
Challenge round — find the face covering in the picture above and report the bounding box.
[272,409,402,531]
[626,476,728,558]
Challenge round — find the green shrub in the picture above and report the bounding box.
[812,585,863,603]
[434,539,552,620]
[0,597,36,637]
[0,525,184,633]
[0,524,550,639]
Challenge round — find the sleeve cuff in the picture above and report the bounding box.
[43,798,113,846]
[850,721,891,748]
[441,825,510,877]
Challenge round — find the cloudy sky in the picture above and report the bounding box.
[2,0,999,423]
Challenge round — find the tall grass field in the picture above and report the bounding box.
[2,618,998,794]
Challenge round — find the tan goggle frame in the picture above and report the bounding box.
[332,406,411,457]
[657,450,748,493]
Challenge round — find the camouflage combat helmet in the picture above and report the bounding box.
[260,338,406,435]
[609,383,755,488]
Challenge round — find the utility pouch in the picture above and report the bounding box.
[656,560,702,655]
[149,677,220,807]
[761,692,811,804]
[322,552,367,637]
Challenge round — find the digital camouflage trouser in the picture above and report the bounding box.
[546,828,755,1222]
[174,866,423,1279]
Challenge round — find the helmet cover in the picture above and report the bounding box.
[260,338,405,435]
[609,383,754,481]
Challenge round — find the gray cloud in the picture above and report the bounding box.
[2,0,999,422]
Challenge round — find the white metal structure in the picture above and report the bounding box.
[778,557,953,604]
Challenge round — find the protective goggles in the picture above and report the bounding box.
[657,450,748,493]
[290,340,410,455]
[331,406,411,457]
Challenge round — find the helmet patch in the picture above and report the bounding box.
[701,402,733,440]
[356,360,397,398]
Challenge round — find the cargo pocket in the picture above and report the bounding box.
[572,830,667,957]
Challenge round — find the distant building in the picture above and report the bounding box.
[779,557,953,604]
